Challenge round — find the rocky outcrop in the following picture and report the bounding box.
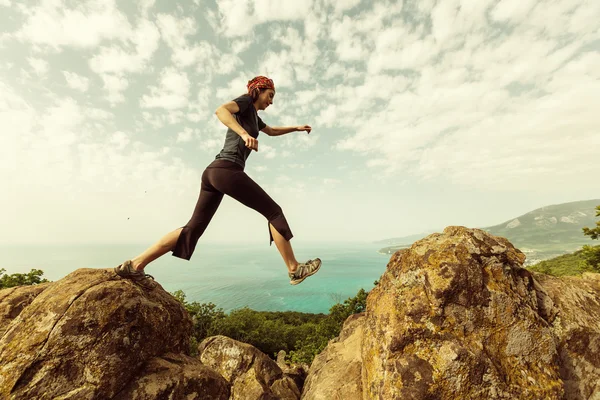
[0,282,51,337]
[535,272,600,400]
[301,312,365,400]
[0,268,307,400]
[362,226,563,399]
[199,335,302,400]
[0,268,229,399]
[2,226,599,399]
[305,226,600,400]
[114,353,229,400]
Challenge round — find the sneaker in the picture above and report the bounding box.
[289,258,322,285]
[114,260,156,289]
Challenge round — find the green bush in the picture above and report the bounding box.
[0,268,49,289]
[171,288,368,364]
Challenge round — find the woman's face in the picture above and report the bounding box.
[257,89,275,110]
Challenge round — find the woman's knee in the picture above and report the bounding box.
[267,205,284,220]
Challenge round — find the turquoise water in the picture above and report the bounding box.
[0,242,390,314]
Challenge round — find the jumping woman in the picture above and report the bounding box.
[114,76,322,288]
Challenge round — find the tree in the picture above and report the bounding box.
[582,205,600,272]
[0,268,49,289]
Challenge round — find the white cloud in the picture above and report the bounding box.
[0,0,11,7]
[88,18,160,75]
[186,86,212,122]
[27,57,48,77]
[216,0,313,37]
[231,39,252,54]
[15,0,131,51]
[109,131,130,150]
[260,143,277,159]
[101,74,129,106]
[63,71,89,92]
[327,0,361,14]
[2,0,599,247]
[85,107,113,121]
[138,0,155,18]
[0,80,202,244]
[490,0,537,23]
[177,127,195,143]
[330,16,369,61]
[140,67,190,110]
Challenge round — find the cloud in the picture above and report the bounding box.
[177,127,195,143]
[14,0,131,51]
[100,74,129,106]
[137,0,155,18]
[63,71,89,92]
[324,178,341,185]
[216,0,314,37]
[314,0,600,191]
[27,57,48,77]
[0,80,202,244]
[140,67,190,110]
[88,18,160,75]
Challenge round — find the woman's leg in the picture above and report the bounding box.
[131,227,183,271]
[269,223,299,273]
[130,170,224,271]
[210,167,299,273]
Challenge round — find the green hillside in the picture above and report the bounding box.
[378,199,600,265]
[528,245,600,276]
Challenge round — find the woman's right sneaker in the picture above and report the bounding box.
[289,258,322,285]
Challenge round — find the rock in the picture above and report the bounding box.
[534,272,600,400]
[114,353,230,400]
[0,268,192,399]
[198,335,301,400]
[0,283,51,337]
[362,226,564,399]
[276,350,286,366]
[302,312,365,400]
[275,350,307,391]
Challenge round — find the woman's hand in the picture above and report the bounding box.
[296,125,312,134]
[242,133,259,151]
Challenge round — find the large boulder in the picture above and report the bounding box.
[362,226,563,399]
[114,353,230,400]
[302,226,600,400]
[199,335,301,400]
[301,312,365,400]
[0,268,201,399]
[0,282,51,337]
[535,272,600,400]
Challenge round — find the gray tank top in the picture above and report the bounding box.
[215,94,266,169]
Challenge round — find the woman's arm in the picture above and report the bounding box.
[215,101,258,151]
[215,101,247,137]
[264,125,312,136]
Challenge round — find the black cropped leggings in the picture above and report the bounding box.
[172,159,294,260]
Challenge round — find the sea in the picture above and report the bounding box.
[0,242,391,314]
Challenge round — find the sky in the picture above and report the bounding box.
[0,0,599,246]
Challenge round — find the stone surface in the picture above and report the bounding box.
[199,335,301,400]
[0,268,192,399]
[535,272,600,400]
[362,226,564,399]
[2,228,599,400]
[114,353,230,400]
[0,283,51,337]
[302,312,365,400]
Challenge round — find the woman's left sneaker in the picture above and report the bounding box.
[114,260,156,289]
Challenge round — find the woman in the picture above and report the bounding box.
[114,76,321,288]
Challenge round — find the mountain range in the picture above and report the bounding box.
[376,199,600,265]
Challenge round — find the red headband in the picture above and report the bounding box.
[247,76,275,96]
